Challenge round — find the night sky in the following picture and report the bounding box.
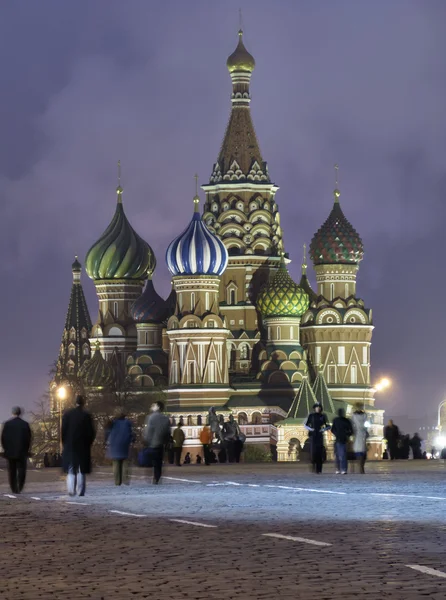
[1,1,445,427]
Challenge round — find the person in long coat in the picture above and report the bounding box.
[304,403,330,474]
[352,403,368,474]
[106,409,134,486]
[1,407,32,493]
[62,395,96,496]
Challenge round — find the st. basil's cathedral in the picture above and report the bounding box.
[52,30,384,459]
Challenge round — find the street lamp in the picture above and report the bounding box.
[57,386,67,453]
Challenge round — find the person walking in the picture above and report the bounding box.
[352,403,368,474]
[199,425,212,465]
[384,419,400,460]
[304,403,330,474]
[62,395,96,497]
[143,401,171,484]
[331,408,353,474]
[172,422,185,466]
[410,433,422,460]
[1,407,32,494]
[107,408,134,486]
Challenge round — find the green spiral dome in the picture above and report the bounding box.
[79,344,115,388]
[257,259,309,318]
[85,190,156,281]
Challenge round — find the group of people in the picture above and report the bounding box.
[305,402,369,474]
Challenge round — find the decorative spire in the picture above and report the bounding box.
[334,163,340,203]
[301,244,307,275]
[193,173,200,213]
[116,160,123,203]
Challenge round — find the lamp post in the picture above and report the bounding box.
[56,386,67,453]
[364,377,391,410]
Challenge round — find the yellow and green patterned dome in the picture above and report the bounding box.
[257,258,309,318]
[85,185,156,281]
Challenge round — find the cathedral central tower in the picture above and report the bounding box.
[202,30,284,376]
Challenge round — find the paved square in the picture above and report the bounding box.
[1,461,446,599]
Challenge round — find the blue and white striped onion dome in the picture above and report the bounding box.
[166,198,228,276]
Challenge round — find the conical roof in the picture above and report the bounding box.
[257,258,309,318]
[310,190,364,265]
[313,370,336,415]
[284,377,318,423]
[85,186,156,280]
[79,344,115,388]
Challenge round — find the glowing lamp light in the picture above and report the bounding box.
[375,378,391,393]
[57,386,67,400]
[435,436,446,448]
[364,420,371,428]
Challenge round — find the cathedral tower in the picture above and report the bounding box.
[85,166,156,364]
[166,187,230,409]
[300,173,375,409]
[202,30,284,375]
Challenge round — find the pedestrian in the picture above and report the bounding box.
[304,403,330,474]
[196,454,202,464]
[1,407,32,494]
[384,419,400,460]
[166,435,175,465]
[143,401,171,484]
[43,452,50,468]
[184,452,191,464]
[173,422,185,466]
[107,408,134,486]
[331,408,353,474]
[352,403,368,474]
[62,395,96,497]
[409,433,422,460]
[199,425,212,465]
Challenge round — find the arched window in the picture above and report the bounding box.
[330,284,334,301]
[345,283,349,298]
[69,328,76,341]
[276,326,281,341]
[83,344,89,356]
[230,289,236,305]
[191,293,195,310]
[240,344,249,360]
[113,302,119,318]
[290,326,294,339]
[187,415,193,426]
[205,292,210,311]
[197,415,202,426]
[351,364,357,384]
[69,344,75,357]
[251,412,262,425]
[238,412,248,425]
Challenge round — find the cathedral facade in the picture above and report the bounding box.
[53,30,384,458]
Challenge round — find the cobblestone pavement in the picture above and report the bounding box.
[1,461,446,599]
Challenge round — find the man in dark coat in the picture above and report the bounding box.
[62,395,96,496]
[106,409,134,486]
[304,403,330,474]
[1,407,32,494]
[384,419,400,461]
[143,401,171,484]
[331,408,353,474]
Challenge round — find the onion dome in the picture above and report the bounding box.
[79,343,115,388]
[166,191,228,277]
[227,29,255,73]
[85,176,156,280]
[72,255,82,273]
[310,188,364,266]
[257,257,310,318]
[130,277,167,323]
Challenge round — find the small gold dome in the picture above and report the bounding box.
[226,30,255,74]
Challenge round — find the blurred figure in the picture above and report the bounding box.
[352,403,368,474]
[199,425,212,465]
[1,407,32,494]
[173,422,185,466]
[196,454,202,464]
[107,408,134,486]
[331,408,353,474]
[62,395,96,497]
[304,403,330,474]
[143,401,171,484]
[384,420,400,460]
[184,452,191,464]
[166,435,175,465]
[43,452,50,468]
[410,433,422,459]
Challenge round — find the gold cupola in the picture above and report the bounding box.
[226,30,255,74]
